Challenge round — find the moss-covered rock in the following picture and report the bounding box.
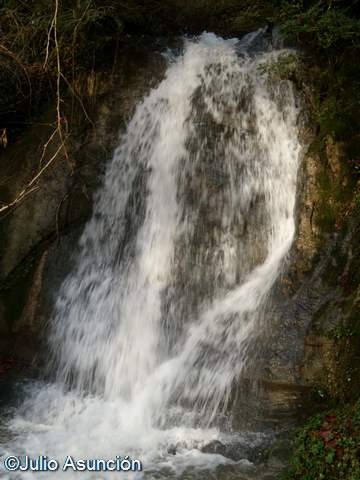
[283,400,360,480]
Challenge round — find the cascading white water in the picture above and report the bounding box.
[0,31,302,478]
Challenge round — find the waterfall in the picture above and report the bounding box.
[1,31,302,478]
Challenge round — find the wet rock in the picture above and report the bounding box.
[167,445,177,455]
[230,131,360,430]
[201,437,270,464]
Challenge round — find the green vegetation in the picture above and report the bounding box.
[266,2,360,237]
[1,0,359,146]
[283,400,360,480]
[277,1,360,148]
[277,1,360,50]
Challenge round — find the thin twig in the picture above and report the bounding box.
[0,44,32,102]
[0,143,63,215]
[53,0,71,168]
[39,128,58,168]
[0,186,40,216]
[55,193,69,246]
[43,15,55,70]
[0,0,84,218]
[60,72,94,127]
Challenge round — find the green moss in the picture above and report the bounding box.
[259,53,300,82]
[274,1,360,177]
[283,400,360,480]
[313,138,357,235]
[334,297,360,401]
[230,2,274,33]
[315,164,337,232]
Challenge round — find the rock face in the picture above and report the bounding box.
[231,133,360,430]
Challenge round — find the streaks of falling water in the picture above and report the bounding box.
[1,31,302,478]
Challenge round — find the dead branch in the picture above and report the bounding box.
[53,0,72,170]
[0,0,73,218]
[0,143,63,215]
[60,72,94,127]
[39,128,58,168]
[55,192,69,245]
